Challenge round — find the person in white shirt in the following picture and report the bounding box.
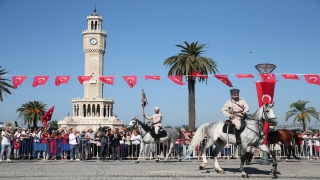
[144,107,162,143]
[130,130,142,159]
[69,128,80,161]
[0,126,12,161]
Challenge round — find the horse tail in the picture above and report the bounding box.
[179,130,187,146]
[292,130,301,154]
[188,123,210,151]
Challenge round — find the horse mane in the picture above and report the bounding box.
[136,119,151,132]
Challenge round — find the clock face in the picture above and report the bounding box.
[90,38,98,45]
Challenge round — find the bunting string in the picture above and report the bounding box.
[0,72,319,88]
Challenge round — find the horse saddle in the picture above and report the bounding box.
[222,119,246,134]
[150,126,167,139]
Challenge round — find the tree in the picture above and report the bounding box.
[285,100,320,131]
[49,120,58,128]
[163,42,219,131]
[0,66,13,102]
[16,101,47,128]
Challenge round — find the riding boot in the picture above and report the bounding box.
[248,153,254,164]
[234,127,241,145]
[245,152,251,165]
[155,134,159,143]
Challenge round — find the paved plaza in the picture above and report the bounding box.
[0,158,319,180]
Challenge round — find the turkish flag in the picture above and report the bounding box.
[255,81,276,107]
[78,76,91,84]
[281,74,299,80]
[12,76,27,89]
[32,76,49,87]
[123,76,137,88]
[42,106,55,127]
[190,71,208,79]
[168,75,185,85]
[145,75,160,80]
[304,74,320,85]
[255,81,276,145]
[214,75,233,87]
[236,74,254,78]
[55,76,71,86]
[100,76,115,85]
[260,73,276,82]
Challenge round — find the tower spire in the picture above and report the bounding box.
[94,4,97,13]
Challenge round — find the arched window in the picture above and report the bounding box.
[91,21,94,30]
[95,21,97,30]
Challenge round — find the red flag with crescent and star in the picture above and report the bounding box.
[32,76,49,87]
[260,73,276,82]
[168,75,185,85]
[145,75,160,80]
[236,74,254,78]
[190,71,208,79]
[281,74,299,80]
[304,74,320,85]
[42,106,55,127]
[123,76,137,88]
[214,75,233,87]
[12,76,27,89]
[100,76,115,85]
[77,76,92,84]
[55,76,71,86]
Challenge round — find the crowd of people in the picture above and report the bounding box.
[0,124,319,162]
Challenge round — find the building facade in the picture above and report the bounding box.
[58,9,124,131]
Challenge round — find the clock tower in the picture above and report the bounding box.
[58,9,124,131]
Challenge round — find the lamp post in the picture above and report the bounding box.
[255,63,276,165]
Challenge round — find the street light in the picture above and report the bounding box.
[255,63,276,165]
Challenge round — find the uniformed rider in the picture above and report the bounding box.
[221,88,249,145]
[143,107,162,143]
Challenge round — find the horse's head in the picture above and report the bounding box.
[127,115,140,130]
[262,102,278,126]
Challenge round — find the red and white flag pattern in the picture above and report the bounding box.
[12,76,27,89]
[100,76,115,85]
[190,71,208,79]
[214,75,233,87]
[304,74,320,85]
[123,76,137,88]
[32,76,49,87]
[281,74,299,80]
[145,75,160,80]
[77,76,92,84]
[236,74,254,78]
[260,73,276,82]
[55,76,71,86]
[42,106,55,127]
[168,75,185,85]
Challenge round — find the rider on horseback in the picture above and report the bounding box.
[221,88,250,145]
[143,107,162,143]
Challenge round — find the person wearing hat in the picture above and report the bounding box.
[221,88,250,145]
[143,107,162,143]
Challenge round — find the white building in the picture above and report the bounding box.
[58,9,124,131]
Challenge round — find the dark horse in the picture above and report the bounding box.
[247,129,301,164]
[268,129,301,159]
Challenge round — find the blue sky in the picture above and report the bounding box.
[0,0,319,129]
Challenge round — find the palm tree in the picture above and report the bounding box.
[285,100,320,131]
[16,101,47,128]
[163,42,219,131]
[0,66,13,102]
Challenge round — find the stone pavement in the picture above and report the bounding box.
[0,158,319,180]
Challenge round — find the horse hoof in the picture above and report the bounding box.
[219,170,226,174]
[155,160,159,163]
[164,161,167,163]
[241,174,248,178]
[199,166,204,170]
[135,161,139,163]
[179,158,181,162]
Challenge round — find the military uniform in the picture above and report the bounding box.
[221,88,250,145]
[221,98,249,130]
[145,107,162,143]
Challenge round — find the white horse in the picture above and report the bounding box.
[187,102,278,177]
[127,116,186,163]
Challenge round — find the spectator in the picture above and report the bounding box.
[111,128,121,160]
[0,126,12,161]
[69,128,80,161]
[131,130,141,159]
[85,128,96,159]
[120,130,126,160]
[99,127,109,161]
[124,131,132,159]
[61,131,70,160]
[13,138,20,159]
